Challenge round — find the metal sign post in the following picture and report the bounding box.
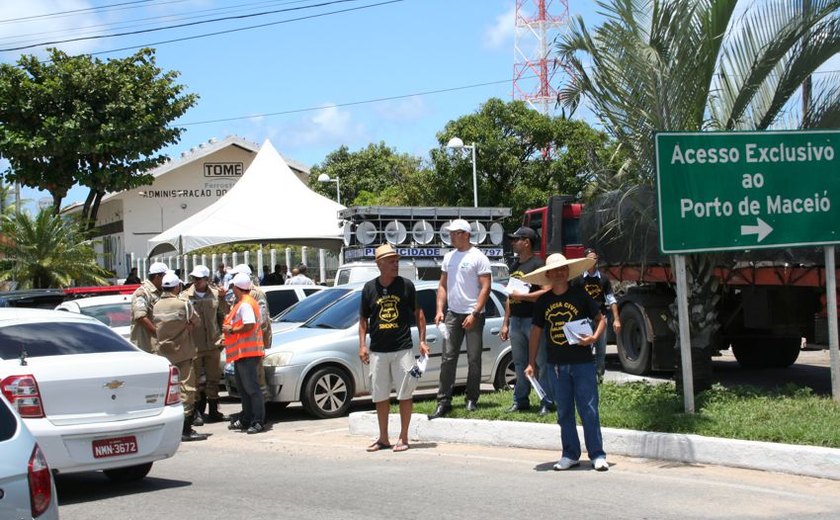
[827,246,839,402]
[673,254,695,413]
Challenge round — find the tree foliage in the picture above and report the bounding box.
[0,48,198,225]
[0,210,111,288]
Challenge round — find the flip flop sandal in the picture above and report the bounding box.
[366,441,392,452]
[393,443,410,452]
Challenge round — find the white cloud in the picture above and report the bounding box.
[265,103,367,150]
[372,95,428,122]
[484,5,516,49]
[0,1,107,58]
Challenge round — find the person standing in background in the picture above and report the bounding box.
[129,261,168,353]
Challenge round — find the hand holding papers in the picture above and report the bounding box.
[563,318,594,345]
[526,374,547,401]
[505,277,531,295]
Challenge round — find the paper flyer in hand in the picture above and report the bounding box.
[562,318,593,345]
[505,277,531,295]
[436,322,450,342]
[526,374,547,401]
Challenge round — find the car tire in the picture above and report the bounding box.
[103,462,153,482]
[493,352,516,391]
[300,366,354,419]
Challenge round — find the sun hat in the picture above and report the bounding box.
[520,253,595,286]
[230,263,252,276]
[161,272,182,289]
[444,219,471,234]
[148,262,169,275]
[189,265,210,279]
[230,272,252,291]
[374,244,400,261]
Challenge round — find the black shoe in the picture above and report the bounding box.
[228,419,247,431]
[538,405,552,416]
[465,400,478,412]
[192,411,205,427]
[181,428,208,442]
[204,400,227,423]
[506,403,530,413]
[428,403,451,420]
[246,422,265,435]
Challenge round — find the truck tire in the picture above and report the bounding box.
[301,366,354,419]
[732,336,800,369]
[617,304,652,375]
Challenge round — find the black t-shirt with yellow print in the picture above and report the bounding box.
[360,276,416,353]
[533,285,601,365]
[508,255,544,318]
[574,271,613,314]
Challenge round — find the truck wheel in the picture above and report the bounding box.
[617,304,652,375]
[732,336,800,368]
[493,352,515,391]
[301,366,354,419]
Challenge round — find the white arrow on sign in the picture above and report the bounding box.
[740,217,773,242]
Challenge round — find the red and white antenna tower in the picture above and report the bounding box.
[513,0,572,116]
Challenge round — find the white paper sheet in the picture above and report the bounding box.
[505,277,531,295]
[526,374,547,401]
[562,318,593,345]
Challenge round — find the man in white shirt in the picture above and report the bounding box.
[429,219,491,418]
[286,264,315,285]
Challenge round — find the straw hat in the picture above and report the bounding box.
[520,253,595,286]
[374,244,400,261]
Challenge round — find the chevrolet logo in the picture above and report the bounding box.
[103,380,125,390]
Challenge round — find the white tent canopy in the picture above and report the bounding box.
[148,139,344,256]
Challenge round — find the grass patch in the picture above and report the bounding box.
[399,382,840,448]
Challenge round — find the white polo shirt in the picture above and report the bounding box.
[442,246,491,314]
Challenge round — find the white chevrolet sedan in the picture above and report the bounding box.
[0,309,183,482]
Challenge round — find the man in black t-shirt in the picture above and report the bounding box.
[523,253,610,472]
[500,227,552,414]
[359,244,429,453]
[574,248,622,382]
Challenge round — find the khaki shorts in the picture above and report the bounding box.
[369,349,415,402]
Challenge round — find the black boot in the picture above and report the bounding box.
[192,395,207,426]
[182,414,208,442]
[205,399,226,423]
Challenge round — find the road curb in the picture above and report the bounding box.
[348,411,840,480]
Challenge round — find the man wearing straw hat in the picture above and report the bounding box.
[523,253,609,472]
[359,244,429,453]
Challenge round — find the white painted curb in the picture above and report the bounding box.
[348,411,840,481]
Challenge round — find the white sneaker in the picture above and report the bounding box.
[552,457,580,471]
[593,457,609,471]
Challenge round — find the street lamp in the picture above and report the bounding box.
[317,173,341,205]
[447,137,478,207]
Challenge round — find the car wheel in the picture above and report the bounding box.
[103,462,153,482]
[493,352,515,391]
[301,366,354,419]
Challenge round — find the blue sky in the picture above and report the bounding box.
[0,0,603,209]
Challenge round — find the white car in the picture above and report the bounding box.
[261,285,325,320]
[55,294,133,339]
[270,286,354,334]
[0,394,59,519]
[0,309,183,482]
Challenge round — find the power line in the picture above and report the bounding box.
[0,0,397,53]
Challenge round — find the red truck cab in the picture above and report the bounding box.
[522,195,585,260]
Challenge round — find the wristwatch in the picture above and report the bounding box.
[471,310,480,317]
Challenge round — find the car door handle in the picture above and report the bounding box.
[426,336,438,343]
[489,327,500,335]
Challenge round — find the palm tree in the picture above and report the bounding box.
[557,0,840,387]
[0,210,111,288]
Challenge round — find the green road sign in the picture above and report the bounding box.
[656,130,840,254]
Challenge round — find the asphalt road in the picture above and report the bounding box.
[55,400,840,520]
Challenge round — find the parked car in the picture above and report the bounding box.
[0,394,59,519]
[261,285,325,319]
[269,286,354,334]
[55,294,133,339]
[0,309,183,482]
[227,281,516,419]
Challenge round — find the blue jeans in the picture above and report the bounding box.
[548,362,605,461]
[437,311,484,405]
[510,316,552,407]
[234,357,265,425]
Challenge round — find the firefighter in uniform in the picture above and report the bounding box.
[129,261,168,353]
[182,265,227,424]
[229,264,272,393]
[223,272,266,434]
[153,272,207,442]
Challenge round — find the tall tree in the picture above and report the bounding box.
[430,98,617,220]
[0,48,198,225]
[0,210,111,288]
[557,0,840,384]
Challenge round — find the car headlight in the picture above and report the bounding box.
[263,351,294,367]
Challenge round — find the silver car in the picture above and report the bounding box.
[0,395,59,519]
[228,281,515,419]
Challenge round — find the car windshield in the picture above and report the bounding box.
[302,291,361,330]
[0,322,136,360]
[273,288,350,322]
[80,303,132,328]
